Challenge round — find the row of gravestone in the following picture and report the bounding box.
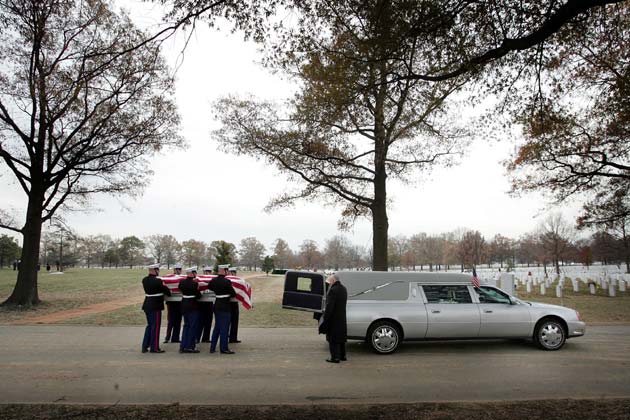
[480,274,627,298]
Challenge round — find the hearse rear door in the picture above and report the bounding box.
[282,271,325,313]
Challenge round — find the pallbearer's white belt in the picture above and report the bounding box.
[215,294,231,298]
[182,295,196,299]
[145,293,164,297]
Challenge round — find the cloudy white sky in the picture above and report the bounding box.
[1,1,584,252]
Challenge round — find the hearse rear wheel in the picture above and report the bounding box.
[368,320,401,354]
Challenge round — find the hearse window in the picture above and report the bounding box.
[297,277,318,293]
[475,286,511,304]
[423,285,472,304]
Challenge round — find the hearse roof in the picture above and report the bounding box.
[335,271,475,284]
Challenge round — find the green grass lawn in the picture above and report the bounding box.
[0,267,145,323]
[515,282,630,323]
[1,268,628,325]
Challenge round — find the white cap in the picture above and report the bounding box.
[203,265,213,272]
[228,267,236,271]
[174,263,183,269]
[147,263,160,269]
[185,266,197,273]
[218,264,229,269]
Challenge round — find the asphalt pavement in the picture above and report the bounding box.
[0,325,628,404]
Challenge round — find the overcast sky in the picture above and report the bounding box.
[0,1,584,252]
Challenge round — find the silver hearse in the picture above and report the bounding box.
[282,270,586,354]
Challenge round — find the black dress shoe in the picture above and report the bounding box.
[340,357,347,361]
[229,340,242,343]
[150,349,165,353]
[210,350,216,354]
[142,348,149,353]
[171,340,181,343]
[326,358,340,363]
[221,350,235,354]
[182,349,200,353]
[163,339,170,343]
[201,340,210,343]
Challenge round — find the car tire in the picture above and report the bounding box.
[534,318,566,351]
[368,320,401,354]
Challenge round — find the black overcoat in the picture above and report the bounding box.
[319,281,347,343]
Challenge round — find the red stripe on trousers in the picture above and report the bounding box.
[155,311,159,350]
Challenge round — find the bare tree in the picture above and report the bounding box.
[0,1,183,307]
[214,2,467,272]
[238,237,266,271]
[272,238,293,269]
[146,234,180,268]
[299,239,322,270]
[458,230,486,271]
[181,239,208,268]
[324,235,352,271]
[538,213,574,277]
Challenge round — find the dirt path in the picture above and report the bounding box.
[10,296,143,325]
[10,273,265,325]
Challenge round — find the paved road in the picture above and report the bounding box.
[0,325,628,404]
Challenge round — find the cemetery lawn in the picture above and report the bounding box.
[0,268,144,323]
[0,270,314,326]
[0,269,628,325]
[516,285,630,323]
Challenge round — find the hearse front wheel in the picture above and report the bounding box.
[534,318,566,351]
[368,320,401,354]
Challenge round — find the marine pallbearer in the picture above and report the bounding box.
[196,266,215,343]
[164,263,183,343]
[179,267,202,353]
[141,264,171,353]
[228,266,241,343]
[208,264,237,354]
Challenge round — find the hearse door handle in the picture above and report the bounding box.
[484,310,493,313]
[431,310,441,314]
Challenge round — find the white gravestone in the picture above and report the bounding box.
[526,282,532,293]
[609,283,616,297]
[556,285,562,298]
[620,280,627,292]
[540,284,546,295]
[589,283,596,295]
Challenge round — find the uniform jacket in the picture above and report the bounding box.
[208,275,236,312]
[319,281,348,342]
[178,277,202,314]
[142,274,171,311]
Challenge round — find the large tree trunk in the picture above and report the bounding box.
[371,167,388,271]
[3,190,44,308]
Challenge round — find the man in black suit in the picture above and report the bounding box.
[142,264,171,353]
[319,274,348,363]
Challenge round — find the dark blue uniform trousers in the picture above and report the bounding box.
[180,310,199,351]
[210,310,231,352]
[196,302,214,342]
[229,301,239,342]
[142,309,162,351]
[165,301,182,342]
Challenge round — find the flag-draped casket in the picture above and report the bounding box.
[158,274,252,310]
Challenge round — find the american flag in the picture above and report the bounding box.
[159,275,253,310]
[472,267,481,288]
